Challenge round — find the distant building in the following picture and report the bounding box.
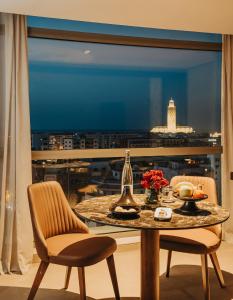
[63,137,73,150]
[151,98,193,134]
[48,135,62,150]
[79,138,86,149]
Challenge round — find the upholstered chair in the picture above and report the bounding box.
[27,181,120,300]
[160,176,225,300]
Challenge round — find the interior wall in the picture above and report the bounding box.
[0,0,233,34]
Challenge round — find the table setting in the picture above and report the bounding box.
[74,150,230,300]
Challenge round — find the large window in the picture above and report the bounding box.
[29,38,221,150]
[28,18,222,233]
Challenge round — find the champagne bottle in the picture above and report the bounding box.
[121,150,133,194]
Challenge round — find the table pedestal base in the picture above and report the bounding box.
[141,230,160,300]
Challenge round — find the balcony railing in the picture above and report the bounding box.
[32,146,222,160]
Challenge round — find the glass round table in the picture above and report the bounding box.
[75,194,229,300]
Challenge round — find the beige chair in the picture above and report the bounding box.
[160,176,225,300]
[27,181,120,300]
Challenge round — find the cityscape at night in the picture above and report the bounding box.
[31,99,221,205]
[31,99,220,151]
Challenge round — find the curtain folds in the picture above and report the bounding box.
[0,13,33,274]
[222,35,233,242]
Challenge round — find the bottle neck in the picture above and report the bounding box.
[125,151,130,163]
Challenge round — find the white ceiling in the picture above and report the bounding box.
[28,38,219,71]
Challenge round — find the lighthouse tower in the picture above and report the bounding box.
[167,98,176,132]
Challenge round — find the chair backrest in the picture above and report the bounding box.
[28,181,88,260]
[171,176,218,204]
[170,176,221,237]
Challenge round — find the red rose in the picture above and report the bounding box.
[141,180,150,189]
[153,182,161,190]
[141,169,169,191]
[152,175,161,182]
[160,179,169,186]
[143,171,152,180]
[153,170,163,177]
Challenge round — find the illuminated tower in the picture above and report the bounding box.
[150,97,193,134]
[167,98,176,132]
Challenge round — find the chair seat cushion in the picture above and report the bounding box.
[160,228,221,254]
[46,233,117,267]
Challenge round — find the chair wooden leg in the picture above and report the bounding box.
[28,261,49,300]
[209,252,226,288]
[64,267,72,290]
[166,250,172,278]
[107,255,120,300]
[78,267,86,300]
[201,254,210,300]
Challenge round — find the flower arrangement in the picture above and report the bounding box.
[141,170,169,192]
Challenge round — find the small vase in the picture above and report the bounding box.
[146,188,159,204]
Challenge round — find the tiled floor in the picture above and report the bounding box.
[1,240,233,299]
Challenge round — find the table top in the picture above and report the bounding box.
[74,194,229,231]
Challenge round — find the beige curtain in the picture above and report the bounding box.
[222,35,233,242]
[0,13,33,274]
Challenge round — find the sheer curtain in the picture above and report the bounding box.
[0,13,33,274]
[222,35,233,242]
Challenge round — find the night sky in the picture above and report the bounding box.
[29,63,189,131]
[28,18,222,134]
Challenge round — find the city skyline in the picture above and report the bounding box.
[30,97,220,151]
